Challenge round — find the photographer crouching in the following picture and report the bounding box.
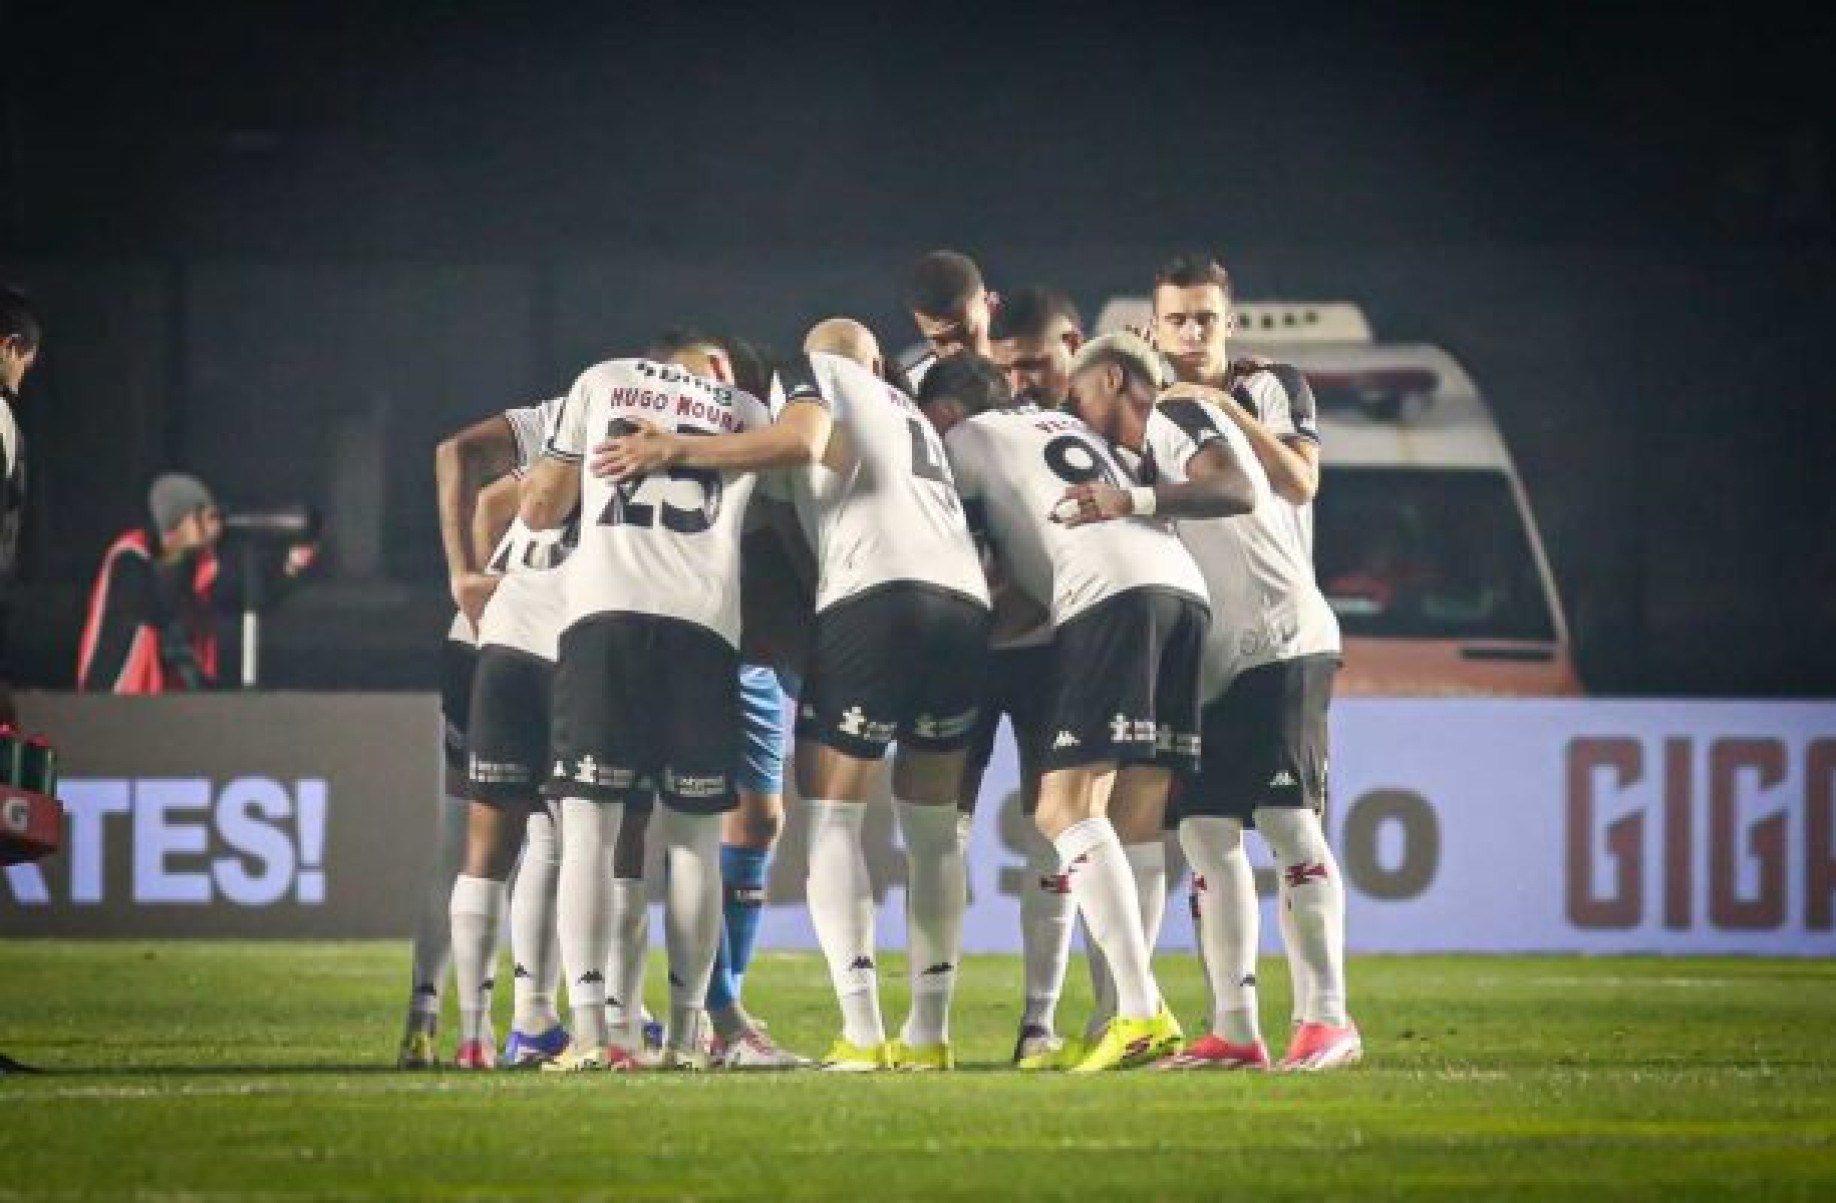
[76,473,317,693]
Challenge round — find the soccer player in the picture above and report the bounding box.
[596,347,990,1073]
[399,396,566,1069]
[903,250,997,388]
[988,285,1084,409]
[521,334,773,1072]
[1154,252,1356,1068]
[1065,323,1359,1071]
[447,414,577,1070]
[920,353,1237,1072]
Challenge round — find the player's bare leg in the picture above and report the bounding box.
[799,741,893,1070]
[888,747,970,1070]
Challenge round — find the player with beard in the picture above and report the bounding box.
[1065,322,1358,1072]
[920,353,1247,1071]
[903,250,997,390]
[597,346,989,1073]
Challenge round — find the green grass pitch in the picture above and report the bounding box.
[1,944,1833,1200]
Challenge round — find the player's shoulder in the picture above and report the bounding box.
[1154,394,1231,443]
[1231,358,1312,413]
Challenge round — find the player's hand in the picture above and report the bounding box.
[1123,320,1158,349]
[1051,483,1136,527]
[451,571,500,625]
[283,543,319,578]
[592,421,679,483]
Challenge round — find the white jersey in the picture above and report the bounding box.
[479,396,574,659]
[1143,393,1339,698]
[1229,364,1321,559]
[444,395,565,652]
[770,351,988,614]
[546,357,772,647]
[944,405,1208,628]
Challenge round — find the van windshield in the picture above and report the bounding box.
[1315,467,1557,642]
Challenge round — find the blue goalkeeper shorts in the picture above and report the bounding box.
[736,665,792,796]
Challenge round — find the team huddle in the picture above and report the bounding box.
[394,250,1360,1074]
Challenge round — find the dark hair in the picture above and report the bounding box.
[988,285,1082,343]
[0,285,42,350]
[881,354,917,397]
[1154,253,1233,302]
[719,336,772,398]
[646,326,724,360]
[917,353,1011,417]
[904,250,984,318]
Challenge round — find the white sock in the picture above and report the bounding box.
[659,806,723,1053]
[557,796,622,1049]
[1278,880,1310,1028]
[407,793,470,1028]
[1256,808,1348,1027]
[1181,817,1263,1047]
[606,876,649,1047]
[509,807,562,1034]
[806,799,883,1047]
[1055,818,1157,1021]
[449,873,505,1046]
[1124,840,1168,1004]
[1019,831,1074,1033]
[897,799,966,1047]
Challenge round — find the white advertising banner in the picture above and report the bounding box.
[757,700,1836,956]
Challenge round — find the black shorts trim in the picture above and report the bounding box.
[1040,587,1209,774]
[1171,653,1337,826]
[545,612,740,813]
[465,644,553,809]
[797,583,991,760]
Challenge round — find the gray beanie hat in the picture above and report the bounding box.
[148,473,216,534]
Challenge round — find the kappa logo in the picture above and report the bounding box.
[919,962,955,978]
[1052,730,1082,750]
[574,754,601,784]
[1268,770,1298,789]
[847,955,876,973]
[838,706,867,737]
[513,963,531,980]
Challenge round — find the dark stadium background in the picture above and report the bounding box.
[2,0,1830,696]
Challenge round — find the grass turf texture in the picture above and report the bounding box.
[1,946,1833,1200]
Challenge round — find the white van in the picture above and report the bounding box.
[1093,299,1582,696]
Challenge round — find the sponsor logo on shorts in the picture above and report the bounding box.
[1109,715,1157,745]
[836,705,896,745]
[468,757,532,785]
[1052,730,1082,750]
[663,769,729,801]
[555,757,640,792]
[912,707,978,741]
[1269,770,1298,789]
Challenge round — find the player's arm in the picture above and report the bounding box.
[1055,402,1263,526]
[593,401,834,481]
[1164,378,1320,505]
[517,456,579,533]
[472,474,521,569]
[435,414,519,578]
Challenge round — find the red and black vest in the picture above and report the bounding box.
[76,529,220,693]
